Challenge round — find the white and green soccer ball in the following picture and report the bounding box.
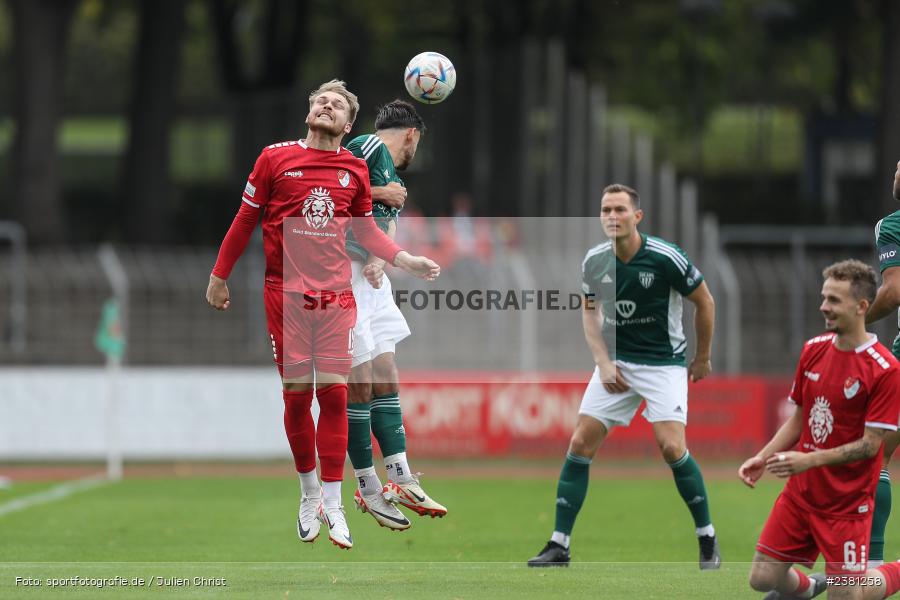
[404,51,456,105]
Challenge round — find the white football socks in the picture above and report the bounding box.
[322,480,342,508]
[551,531,570,549]
[696,524,715,538]
[384,452,414,484]
[298,470,320,497]
[354,466,384,497]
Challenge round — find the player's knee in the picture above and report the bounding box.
[372,381,398,397]
[283,381,312,393]
[747,567,777,592]
[347,382,372,404]
[658,440,686,464]
[569,432,600,458]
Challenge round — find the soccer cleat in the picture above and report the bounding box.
[383,474,447,518]
[354,489,411,531]
[317,503,353,549]
[698,534,721,570]
[762,573,827,599]
[527,541,571,567]
[296,492,322,543]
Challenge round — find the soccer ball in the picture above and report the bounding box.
[404,52,456,104]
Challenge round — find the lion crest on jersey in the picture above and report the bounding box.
[809,396,834,445]
[302,187,334,229]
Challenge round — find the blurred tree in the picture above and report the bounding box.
[10,0,78,243]
[119,0,186,243]
[210,0,307,187]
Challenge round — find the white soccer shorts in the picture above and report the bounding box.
[578,360,688,429]
[350,260,411,368]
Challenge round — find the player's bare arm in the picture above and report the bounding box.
[581,299,628,393]
[766,426,891,479]
[685,281,715,383]
[894,159,900,201]
[739,405,803,488]
[363,220,397,289]
[866,266,900,324]
[371,182,407,209]
[206,274,231,311]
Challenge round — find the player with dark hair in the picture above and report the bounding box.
[863,161,900,567]
[528,184,719,568]
[344,100,447,531]
[206,81,440,550]
[741,259,900,600]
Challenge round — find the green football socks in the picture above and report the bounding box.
[669,450,713,530]
[370,392,406,457]
[346,401,374,470]
[871,469,892,564]
[553,452,592,536]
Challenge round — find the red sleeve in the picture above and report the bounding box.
[211,149,270,278]
[865,367,900,431]
[211,201,259,279]
[350,217,403,264]
[787,346,808,407]
[241,150,271,209]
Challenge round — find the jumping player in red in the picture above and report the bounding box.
[205,80,440,550]
[740,260,900,600]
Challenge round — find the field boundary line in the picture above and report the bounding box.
[0,475,109,518]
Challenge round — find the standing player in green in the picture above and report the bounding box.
[344,100,447,531]
[528,184,719,568]
[864,160,900,566]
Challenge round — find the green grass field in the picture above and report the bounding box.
[2,469,899,599]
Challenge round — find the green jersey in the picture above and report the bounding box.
[581,234,704,366]
[345,134,402,260]
[875,210,900,358]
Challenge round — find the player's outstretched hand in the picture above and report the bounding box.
[598,362,630,394]
[394,251,440,281]
[206,274,231,310]
[688,357,712,383]
[363,263,384,289]
[765,451,812,478]
[379,182,407,209]
[738,455,765,488]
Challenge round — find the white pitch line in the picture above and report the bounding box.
[0,476,110,518]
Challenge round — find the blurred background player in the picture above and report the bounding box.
[206,80,440,550]
[740,260,900,600]
[865,161,900,567]
[528,184,719,568]
[344,100,447,530]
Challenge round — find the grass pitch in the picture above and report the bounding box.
[1,467,897,599]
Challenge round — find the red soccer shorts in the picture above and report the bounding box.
[264,286,356,378]
[756,492,872,575]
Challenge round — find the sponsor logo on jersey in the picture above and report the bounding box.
[859,504,869,514]
[383,169,390,178]
[337,170,350,187]
[601,274,613,283]
[844,377,861,399]
[804,370,820,381]
[809,396,834,445]
[284,170,303,178]
[615,300,637,318]
[302,187,335,230]
[879,244,900,262]
[639,272,655,288]
[244,181,256,198]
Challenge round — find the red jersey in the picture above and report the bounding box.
[212,139,402,293]
[784,333,900,518]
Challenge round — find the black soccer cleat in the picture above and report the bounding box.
[698,534,721,570]
[527,541,571,567]
[762,572,828,599]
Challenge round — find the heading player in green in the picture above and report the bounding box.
[344,100,447,531]
[864,160,900,567]
[528,184,719,568]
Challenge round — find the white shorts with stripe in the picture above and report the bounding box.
[351,260,411,368]
[579,360,688,430]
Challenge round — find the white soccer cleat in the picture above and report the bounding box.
[318,503,353,549]
[354,488,411,531]
[383,474,447,518]
[297,492,322,543]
